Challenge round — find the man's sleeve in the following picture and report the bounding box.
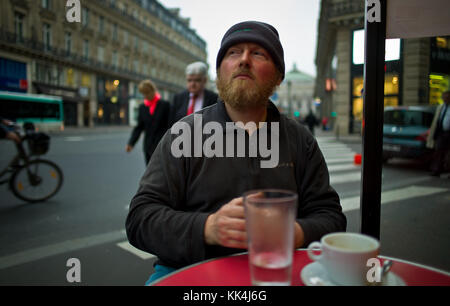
[295,131,347,247]
[125,130,209,268]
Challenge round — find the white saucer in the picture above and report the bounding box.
[300,262,406,286]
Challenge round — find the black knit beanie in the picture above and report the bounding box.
[216,21,285,80]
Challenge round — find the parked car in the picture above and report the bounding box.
[382,105,437,163]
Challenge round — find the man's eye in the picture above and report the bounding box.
[253,51,267,58]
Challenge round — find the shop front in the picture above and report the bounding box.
[33,82,84,126]
[429,36,450,104]
[349,29,402,134]
[0,57,28,93]
[96,77,129,125]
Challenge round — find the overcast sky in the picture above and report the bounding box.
[158,0,321,79]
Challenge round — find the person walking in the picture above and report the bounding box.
[304,110,319,135]
[170,62,218,126]
[126,80,170,165]
[427,90,450,177]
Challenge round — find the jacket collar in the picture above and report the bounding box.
[208,99,281,133]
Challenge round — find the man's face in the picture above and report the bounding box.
[186,74,206,96]
[216,42,282,110]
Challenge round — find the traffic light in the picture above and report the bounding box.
[294,111,300,117]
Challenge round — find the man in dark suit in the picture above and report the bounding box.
[170,62,218,126]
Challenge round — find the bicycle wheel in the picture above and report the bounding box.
[10,159,63,203]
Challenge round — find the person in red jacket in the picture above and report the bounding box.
[126,80,171,165]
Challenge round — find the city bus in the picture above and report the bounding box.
[0,91,64,132]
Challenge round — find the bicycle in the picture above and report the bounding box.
[0,122,63,202]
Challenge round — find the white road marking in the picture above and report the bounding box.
[328,164,361,172]
[325,157,355,164]
[62,134,130,142]
[316,137,338,142]
[330,172,361,184]
[64,136,85,142]
[0,230,127,270]
[116,241,155,260]
[318,144,353,150]
[340,185,448,212]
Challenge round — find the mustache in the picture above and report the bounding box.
[232,69,255,79]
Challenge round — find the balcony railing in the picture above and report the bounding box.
[328,0,364,19]
[0,28,183,91]
[94,0,206,56]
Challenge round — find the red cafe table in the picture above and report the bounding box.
[151,249,450,286]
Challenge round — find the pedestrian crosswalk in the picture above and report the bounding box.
[316,136,448,212]
[316,137,362,187]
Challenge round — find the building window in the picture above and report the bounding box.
[14,12,25,42]
[143,63,148,76]
[99,16,104,34]
[66,68,75,86]
[36,63,52,83]
[64,32,72,55]
[83,39,89,60]
[42,23,52,51]
[112,51,118,68]
[42,0,51,9]
[112,23,118,41]
[134,36,139,50]
[133,59,139,73]
[98,46,104,63]
[143,40,148,53]
[82,7,89,26]
[123,30,129,45]
[124,55,129,70]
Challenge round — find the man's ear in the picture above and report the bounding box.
[276,76,283,86]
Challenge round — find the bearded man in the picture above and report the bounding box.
[126,21,346,285]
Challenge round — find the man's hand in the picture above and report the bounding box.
[6,131,21,144]
[126,145,133,153]
[204,197,247,249]
[294,222,305,249]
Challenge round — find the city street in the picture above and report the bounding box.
[0,127,449,285]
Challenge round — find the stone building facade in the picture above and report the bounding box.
[0,0,208,127]
[315,0,450,135]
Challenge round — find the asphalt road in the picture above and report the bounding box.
[0,127,448,285]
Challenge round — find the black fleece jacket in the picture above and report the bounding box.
[126,100,346,269]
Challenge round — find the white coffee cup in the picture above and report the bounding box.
[307,232,380,286]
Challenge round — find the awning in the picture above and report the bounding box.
[33,82,83,103]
